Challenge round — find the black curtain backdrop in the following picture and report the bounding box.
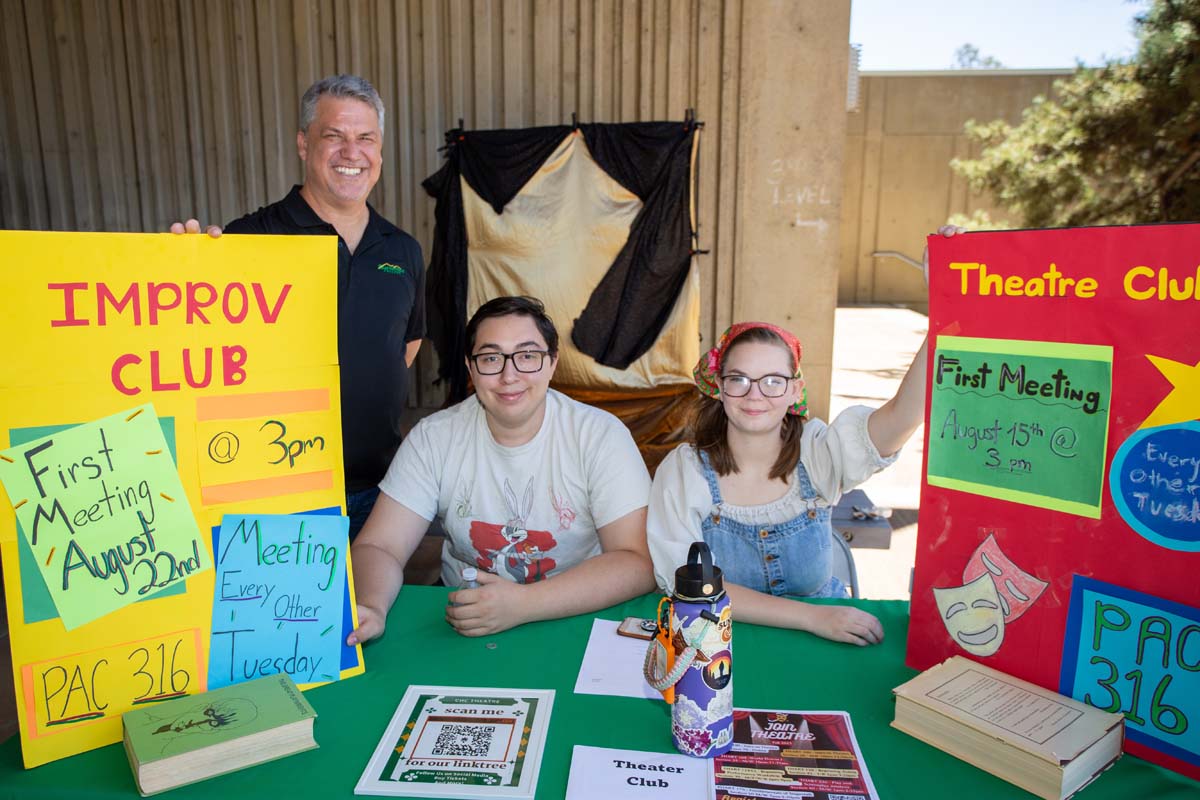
[423,121,699,401]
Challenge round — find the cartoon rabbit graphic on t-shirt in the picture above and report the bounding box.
[469,476,558,582]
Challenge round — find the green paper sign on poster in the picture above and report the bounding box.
[927,336,1113,518]
[0,403,208,629]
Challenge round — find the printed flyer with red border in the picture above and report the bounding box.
[714,709,878,800]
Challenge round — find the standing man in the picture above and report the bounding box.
[173,75,424,536]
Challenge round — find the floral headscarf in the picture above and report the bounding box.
[693,322,808,417]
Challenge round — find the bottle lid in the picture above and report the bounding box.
[462,567,478,581]
[673,542,724,600]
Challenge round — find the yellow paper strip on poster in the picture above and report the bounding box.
[196,408,340,487]
[20,627,205,738]
[201,471,335,505]
[195,388,331,421]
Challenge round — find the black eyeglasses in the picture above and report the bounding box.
[720,374,793,398]
[469,350,550,375]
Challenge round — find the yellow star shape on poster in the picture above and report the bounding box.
[1141,355,1200,429]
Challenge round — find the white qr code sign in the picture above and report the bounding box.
[356,686,555,799]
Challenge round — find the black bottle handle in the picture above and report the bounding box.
[687,541,716,585]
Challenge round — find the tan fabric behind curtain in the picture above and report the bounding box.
[461,130,699,391]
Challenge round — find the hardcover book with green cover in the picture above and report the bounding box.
[123,673,317,796]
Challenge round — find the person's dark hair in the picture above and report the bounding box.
[689,327,804,480]
[465,296,559,357]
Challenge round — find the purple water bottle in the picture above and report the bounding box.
[669,542,733,758]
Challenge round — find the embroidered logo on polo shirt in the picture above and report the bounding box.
[377,263,407,275]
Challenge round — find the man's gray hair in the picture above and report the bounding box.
[299,74,385,135]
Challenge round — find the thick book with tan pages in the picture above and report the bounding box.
[892,656,1123,800]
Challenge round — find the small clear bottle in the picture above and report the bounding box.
[451,568,480,606]
[461,567,480,589]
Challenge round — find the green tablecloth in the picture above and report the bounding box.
[1,587,1197,798]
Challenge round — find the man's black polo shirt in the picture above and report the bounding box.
[225,186,425,493]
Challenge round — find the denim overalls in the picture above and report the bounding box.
[697,450,848,598]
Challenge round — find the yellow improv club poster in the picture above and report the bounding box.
[0,231,361,767]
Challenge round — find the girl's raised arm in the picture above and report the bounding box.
[867,225,962,456]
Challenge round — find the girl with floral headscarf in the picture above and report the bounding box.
[646,228,958,645]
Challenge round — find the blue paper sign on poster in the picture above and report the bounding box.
[209,513,348,689]
[1109,421,1200,552]
[1060,575,1200,769]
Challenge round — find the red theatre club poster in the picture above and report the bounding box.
[908,224,1200,780]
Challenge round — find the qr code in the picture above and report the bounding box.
[431,724,497,757]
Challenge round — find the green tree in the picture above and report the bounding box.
[953,43,1004,69]
[952,0,1200,227]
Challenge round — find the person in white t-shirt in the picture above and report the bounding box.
[348,296,655,641]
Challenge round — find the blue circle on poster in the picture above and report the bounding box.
[1109,422,1200,551]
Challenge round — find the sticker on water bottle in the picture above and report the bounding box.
[703,650,732,690]
[718,606,732,643]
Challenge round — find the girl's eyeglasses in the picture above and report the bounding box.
[720,374,793,398]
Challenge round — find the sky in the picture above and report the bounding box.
[850,0,1150,71]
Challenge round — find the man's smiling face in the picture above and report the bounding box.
[297,95,382,209]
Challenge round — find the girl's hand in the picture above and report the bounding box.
[805,604,884,646]
[923,224,966,285]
